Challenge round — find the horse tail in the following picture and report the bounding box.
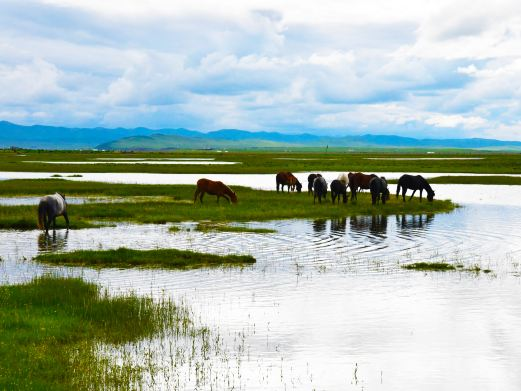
[37,201,46,229]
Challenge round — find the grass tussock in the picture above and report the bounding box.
[402,262,493,273]
[402,262,457,271]
[0,275,192,390]
[35,247,256,269]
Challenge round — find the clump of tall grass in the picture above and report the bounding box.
[0,275,194,390]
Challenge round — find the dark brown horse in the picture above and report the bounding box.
[348,172,377,201]
[194,178,237,204]
[276,172,302,193]
[307,173,322,195]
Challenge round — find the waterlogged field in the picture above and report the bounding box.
[1,150,521,390]
[1,149,521,175]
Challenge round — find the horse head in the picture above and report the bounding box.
[230,192,238,204]
[296,181,303,193]
[427,191,435,202]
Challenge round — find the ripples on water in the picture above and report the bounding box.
[1,205,521,390]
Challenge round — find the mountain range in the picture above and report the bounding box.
[1,121,521,151]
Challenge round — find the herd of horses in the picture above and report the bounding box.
[37,173,435,233]
[276,171,435,205]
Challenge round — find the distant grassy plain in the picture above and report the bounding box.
[1,149,520,174]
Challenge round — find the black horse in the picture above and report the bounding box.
[330,179,348,204]
[396,174,435,202]
[369,176,389,205]
[313,176,328,204]
[307,173,322,195]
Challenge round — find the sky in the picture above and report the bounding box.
[1,0,521,140]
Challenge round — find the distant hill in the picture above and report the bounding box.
[1,120,521,151]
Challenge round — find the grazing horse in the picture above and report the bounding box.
[348,172,377,201]
[330,179,348,204]
[396,174,435,202]
[194,178,237,204]
[337,172,350,186]
[276,172,302,193]
[369,176,390,205]
[307,173,322,195]
[313,176,328,204]
[37,193,69,234]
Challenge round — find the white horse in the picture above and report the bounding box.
[38,193,69,234]
[337,172,350,186]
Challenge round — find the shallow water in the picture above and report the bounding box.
[1,197,521,390]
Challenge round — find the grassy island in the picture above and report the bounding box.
[0,179,455,230]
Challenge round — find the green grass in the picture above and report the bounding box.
[402,262,493,273]
[0,181,456,230]
[192,222,276,234]
[0,275,194,390]
[34,247,255,269]
[402,262,457,271]
[1,149,520,174]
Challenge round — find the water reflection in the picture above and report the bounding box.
[396,213,434,231]
[330,217,347,233]
[37,230,68,253]
[312,219,327,233]
[350,215,388,237]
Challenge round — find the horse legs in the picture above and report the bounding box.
[419,189,423,202]
[194,188,201,203]
[63,211,70,230]
[44,213,50,235]
[223,195,231,204]
[409,189,417,201]
[199,192,205,203]
[401,188,406,202]
[52,215,57,232]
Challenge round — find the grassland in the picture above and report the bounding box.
[1,149,520,174]
[0,275,199,390]
[35,247,255,269]
[0,179,455,230]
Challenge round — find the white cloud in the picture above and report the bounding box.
[425,114,487,129]
[1,0,521,139]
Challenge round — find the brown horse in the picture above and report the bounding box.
[276,172,302,193]
[194,178,237,204]
[348,172,377,200]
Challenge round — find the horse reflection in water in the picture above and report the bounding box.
[38,230,69,253]
[350,215,388,237]
[312,219,328,233]
[330,217,347,233]
[396,213,434,233]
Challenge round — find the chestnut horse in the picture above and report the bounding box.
[348,172,377,201]
[276,172,302,193]
[194,178,237,204]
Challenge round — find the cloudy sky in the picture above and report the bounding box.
[1,0,521,139]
